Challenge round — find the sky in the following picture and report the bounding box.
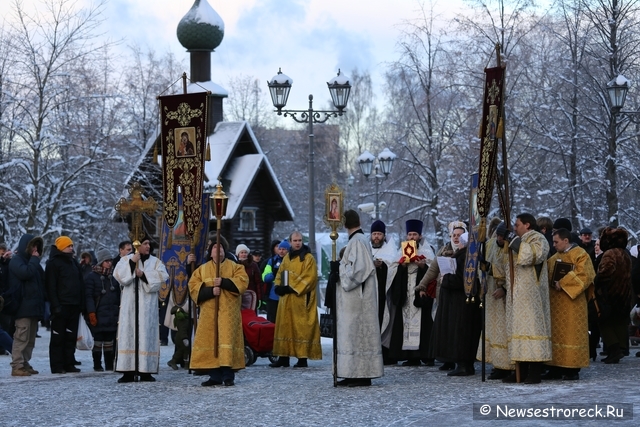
[80,0,465,110]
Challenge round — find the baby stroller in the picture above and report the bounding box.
[241,290,278,366]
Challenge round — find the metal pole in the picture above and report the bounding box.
[375,170,380,220]
[308,95,316,254]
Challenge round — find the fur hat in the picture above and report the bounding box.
[599,227,628,252]
[371,220,386,234]
[553,218,572,231]
[55,236,73,251]
[96,248,112,265]
[278,240,291,251]
[235,244,250,256]
[405,219,423,236]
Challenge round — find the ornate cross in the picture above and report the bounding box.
[114,182,158,246]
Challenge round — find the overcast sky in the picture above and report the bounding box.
[8,0,465,109]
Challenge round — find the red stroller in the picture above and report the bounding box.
[241,290,278,366]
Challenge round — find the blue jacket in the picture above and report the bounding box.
[8,234,45,319]
[263,254,284,301]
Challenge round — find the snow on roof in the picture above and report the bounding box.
[222,154,262,219]
[188,82,228,97]
[204,121,294,220]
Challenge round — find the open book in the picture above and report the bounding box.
[437,256,457,275]
[552,260,574,283]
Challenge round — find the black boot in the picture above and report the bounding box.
[524,362,542,384]
[293,358,307,368]
[92,351,104,372]
[447,362,475,377]
[439,362,455,371]
[104,351,114,371]
[603,344,622,364]
[269,357,290,368]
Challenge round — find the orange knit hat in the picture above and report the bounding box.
[55,236,73,251]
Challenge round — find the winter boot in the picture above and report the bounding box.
[92,341,104,371]
[524,362,542,384]
[603,343,623,364]
[269,357,290,368]
[92,351,104,371]
[103,340,115,371]
[104,351,115,371]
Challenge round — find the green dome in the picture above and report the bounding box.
[177,0,225,51]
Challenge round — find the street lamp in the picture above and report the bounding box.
[357,148,396,220]
[267,69,351,254]
[607,74,640,122]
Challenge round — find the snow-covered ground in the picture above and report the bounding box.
[0,325,637,426]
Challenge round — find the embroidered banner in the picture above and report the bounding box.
[158,92,208,238]
[476,66,505,242]
[158,192,211,305]
[464,173,480,299]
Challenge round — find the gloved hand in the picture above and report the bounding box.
[479,260,491,273]
[264,273,274,283]
[274,286,289,296]
[88,312,98,327]
[496,224,516,242]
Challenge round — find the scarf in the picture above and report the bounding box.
[289,244,311,262]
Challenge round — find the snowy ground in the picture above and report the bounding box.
[0,325,637,426]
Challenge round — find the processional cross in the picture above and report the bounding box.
[114,182,158,250]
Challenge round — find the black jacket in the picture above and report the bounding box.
[8,234,45,319]
[84,268,121,332]
[45,245,85,312]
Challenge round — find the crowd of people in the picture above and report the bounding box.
[0,210,638,388]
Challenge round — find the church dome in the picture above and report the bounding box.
[177,0,225,51]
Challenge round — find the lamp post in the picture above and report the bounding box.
[607,74,640,122]
[357,148,396,220]
[267,69,351,254]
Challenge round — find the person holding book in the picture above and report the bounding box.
[543,228,595,381]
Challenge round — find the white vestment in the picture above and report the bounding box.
[113,254,169,373]
[337,232,384,379]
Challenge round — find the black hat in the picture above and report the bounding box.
[579,228,592,235]
[371,220,386,234]
[552,218,572,231]
[405,219,423,235]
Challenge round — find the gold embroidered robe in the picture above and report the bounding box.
[273,250,322,359]
[188,259,248,370]
[547,245,595,368]
[505,230,552,362]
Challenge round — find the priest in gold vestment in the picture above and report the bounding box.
[270,231,322,368]
[498,213,551,384]
[189,242,248,386]
[544,228,595,381]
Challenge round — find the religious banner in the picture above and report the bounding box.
[158,192,211,305]
[463,173,481,300]
[158,92,208,238]
[476,65,505,242]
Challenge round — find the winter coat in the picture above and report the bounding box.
[45,245,85,313]
[240,258,265,301]
[8,234,45,319]
[84,268,121,332]
[595,227,632,318]
[263,254,284,301]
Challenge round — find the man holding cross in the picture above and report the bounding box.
[113,236,168,383]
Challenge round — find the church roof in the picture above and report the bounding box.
[204,121,294,220]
